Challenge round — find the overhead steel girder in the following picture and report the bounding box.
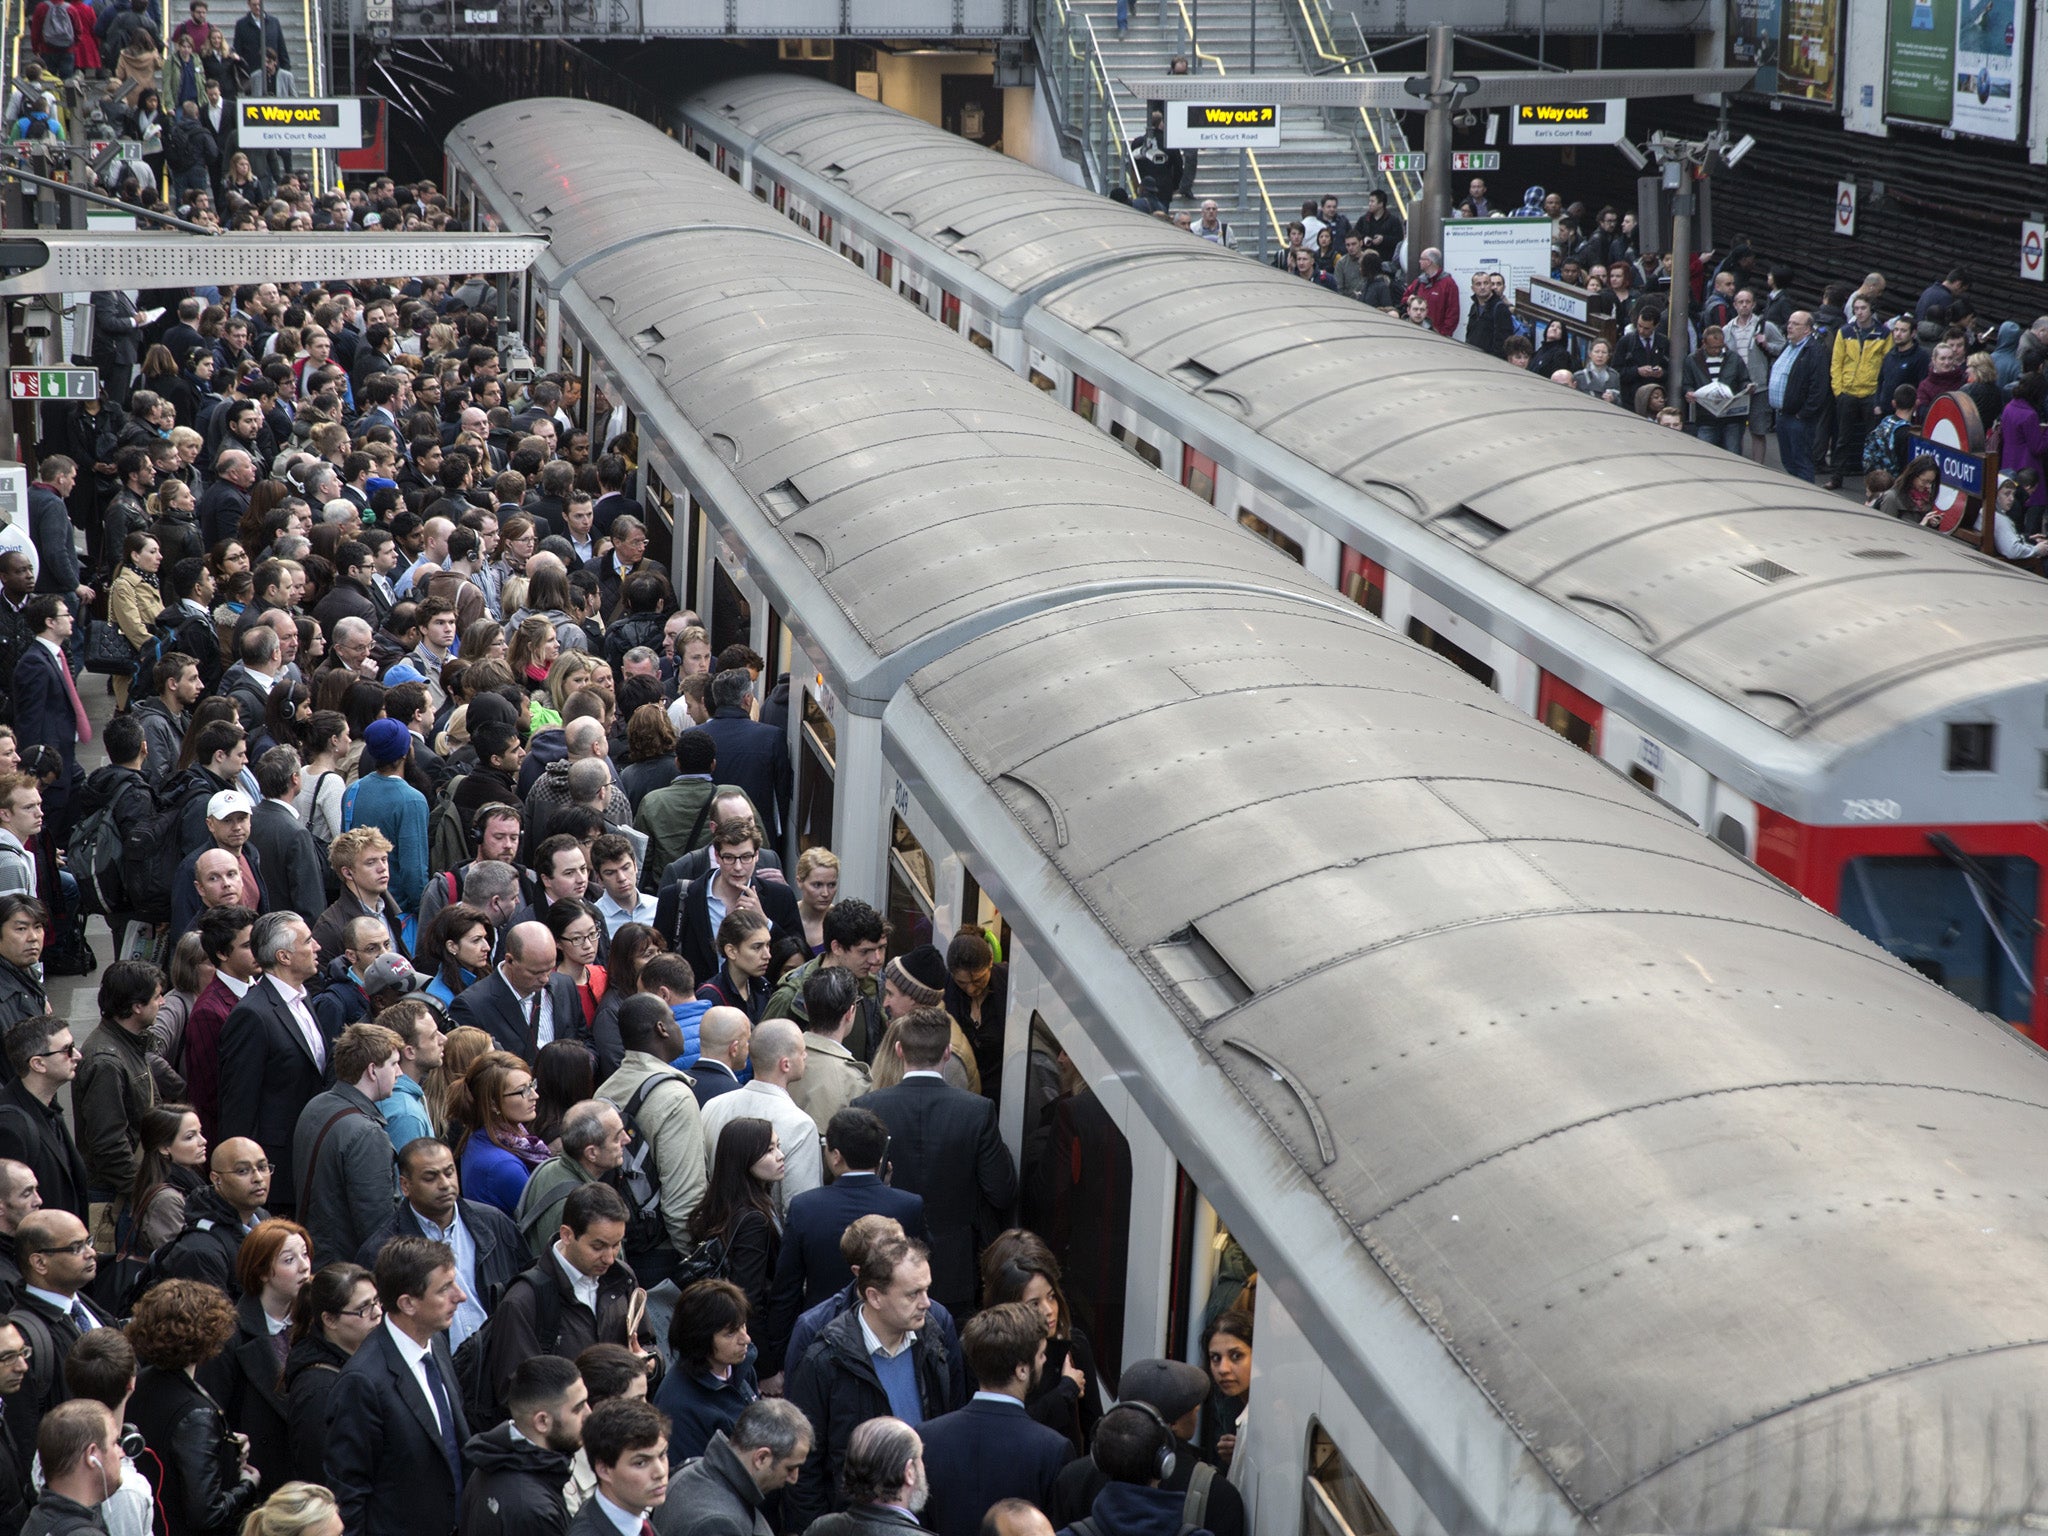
[0,230,547,298]
[1120,67,1755,108]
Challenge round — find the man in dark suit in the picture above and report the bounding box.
[919,1304,1074,1536]
[7,1208,116,1452]
[325,1236,470,1536]
[696,669,791,850]
[0,1009,89,1221]
[584,520,666,622]
[568,1400,673,1536]
[653,822,802,992]
[12,597,84,844]
[248,748,327,918]
[447,919,583,1062]
[764,1108,923,1369]
[853,1011,1016,1318]
[217,912,337,1217]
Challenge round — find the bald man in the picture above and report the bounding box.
[447,917,583,1060]
[699,1018,822,1214]
[687,1006,751,1106]
[155,1135,272,1298]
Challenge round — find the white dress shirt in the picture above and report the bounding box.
[266,974,326,1069]
[596,889,658,935]
[383,1318,448,1434]
[593,1492,646,1535]
[498,963,554,1048]
[554,1244,599,1312]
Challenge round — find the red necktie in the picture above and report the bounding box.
[640,1523,656,1536]
[54,647,90,744]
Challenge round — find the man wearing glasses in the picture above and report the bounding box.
[0,1316,32,1533]
[659,820,802,990]
[0,999,89,1224]
[8,1209,114,1447]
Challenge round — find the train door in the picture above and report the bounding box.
[638,460,680,584]
[1182,447,1218,506]
[885,799,938,961]
[796,674,839,856]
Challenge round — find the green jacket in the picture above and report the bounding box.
[513,1153,597,1258]
[634,778,743,884]
[766,956,881,1064]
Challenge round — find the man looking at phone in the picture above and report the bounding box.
[657,817,802,988]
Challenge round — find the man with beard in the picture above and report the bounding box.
[916,1303,1072,1536]
[459,1355,590,1536]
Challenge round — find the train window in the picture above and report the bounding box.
[796,692,836,856]
[1020,1013,1131,1390]
[1110,422,1164,471]
[1629,764,1657,792]
[1341,546,1385,618]
[941,293,962,331]
[1304,1422,1397,1536]
[1028,369,1057,393]
[1839,853,2039,1021]
[709,561,748,656]
[753,184,768,202]
[695,145,712,163]
[1546,704,1594,750]
[1946,722,1996,772]
[968,328,994,352]
[1169,1179,1256,1461]
[886,813,936,959]
[841,245,865,271]
[1238,508,1304,563]
[1713,814,1748,857]
[1406,618,1497,690]
[1073,378,1099,424]
[958,870,1012,963]
[877,251,893,287]
[773,184,786,213]
[1183,447,1218,505]
[1537,673,1601,753]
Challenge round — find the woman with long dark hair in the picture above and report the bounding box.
[547,898,607,1036]
[280,1263,380,1485]
[694,909,773,1021]
[1200,1309,1254,1470]
[263,679,311,757]
[126,1101,209,1253]
[686,1117,785,1320]
[980,1227,1104,1453]
[591,922,665,1077]
[419,901,494,1009]
[532,1039,597,1148]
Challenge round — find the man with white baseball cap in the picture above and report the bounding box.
[168,788,270,933]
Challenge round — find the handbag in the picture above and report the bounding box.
[83,616,137,675]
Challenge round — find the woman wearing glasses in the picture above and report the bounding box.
[281,1263,381,1486]
[447,1051,550,1215]
[547,899,608,1038]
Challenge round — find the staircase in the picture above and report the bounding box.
[1070,0,1396,249]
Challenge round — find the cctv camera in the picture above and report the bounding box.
[1616,139,1649,171]
[1723,133,1757,168]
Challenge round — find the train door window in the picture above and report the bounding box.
[820,213,833,244]
[1028,367,1058,393]
[1340,546,1385,617]
[1304,1422,1397,1536]
[1110,422,1165,471]
[1839,853,2039,1021]
[886,813,936,959]
[1074,377,1099,424]
[753,182,768,202]
[958,869,1012,962]
[696,144,712,163]
[878,251,893,287]
[1238,507,1304,564]
[1018,1011,1132,1392]
[1183,447,1218,505]
[1537,672,1602,753]
[765,606,785,684]
[1167,1174,1256,1454]
[715,145,726,173]
[968,326,994,352]
[1406,617,1497,690]
[1713,815,1748,857]
[709,560,749,656]
[773,184,786,213]
[796,691,836,855]
[841,244,865,272]
[1946,722,1996,772]
[940,292,962,331]
[641,464,677,576]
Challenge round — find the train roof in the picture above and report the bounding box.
[453,98,2048,1533]
[684,76,2048,760]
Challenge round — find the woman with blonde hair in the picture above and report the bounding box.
[108,530,164,708]
[545,651,602,716]
[240,1482,341,1536]
[428,1024,493,1139]
[793,848,840,955]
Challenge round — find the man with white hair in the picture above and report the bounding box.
[328,615,376,677]
[526,716,631,838]
[321,496,362,531]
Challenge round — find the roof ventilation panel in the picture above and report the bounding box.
[1737,558,1799,584]
[1170,359,1219,390]
[760,481,810,523]
[1851,548,1913,561]
[1436,507,1509,548]
[1148,924,1254,1023]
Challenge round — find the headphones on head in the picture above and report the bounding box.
[1107,1400,1177,1483]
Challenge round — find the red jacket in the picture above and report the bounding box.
[1404,270,1462,338]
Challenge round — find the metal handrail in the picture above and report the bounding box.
[301,0,329,192]
[1169,0,1284,248]
[1080,12,1142,195]
[1289,0,1420,217]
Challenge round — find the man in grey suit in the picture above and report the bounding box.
[248,746,328,919]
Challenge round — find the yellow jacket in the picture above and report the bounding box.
[109,565,163,648]
[1831,322,1889,398]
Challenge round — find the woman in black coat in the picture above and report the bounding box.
[126,1279,263,1536]
[687,1117,784,1323]
[280,1262,383,1484]
[981,1229,1105,1455]
[195,1219,309,1492]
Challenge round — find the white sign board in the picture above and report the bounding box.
[1833,179,1857,236]
[1511,99,1626,145]
[1441,216,1557,345]
[237,97,365,149]
[2023,220,2045,282]
[1165,102,1281,149]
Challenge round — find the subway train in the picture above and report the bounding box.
[446,100,2048,1536]
[672,76,2048,1043]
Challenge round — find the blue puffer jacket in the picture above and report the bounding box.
[667,998,710,1067]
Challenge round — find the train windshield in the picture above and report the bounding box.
[1838,853,2039,1021]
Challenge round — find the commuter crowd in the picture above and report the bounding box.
[1117,159,2048,554]
[0,183,1263,1536]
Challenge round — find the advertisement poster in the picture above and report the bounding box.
[1886,0,1957,119]
[1950,0,2025,137]
[1727,0,1784,90]
[1777,0,1841,102]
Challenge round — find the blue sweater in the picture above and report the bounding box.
[383,1073,434,1155]
[459,1134,533,1216]
[343,771,430,913]
[654,1344,760,1466]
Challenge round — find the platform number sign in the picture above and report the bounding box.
[1834,180,1856,236]
[2024,220,2045,283]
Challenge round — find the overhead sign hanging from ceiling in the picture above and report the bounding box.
[1164,103,1281,148]
[1510,99,1627,145]
[238,97,366,149]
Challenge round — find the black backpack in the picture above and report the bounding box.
[450,1260,564,1430]
[609,1072,689,1263]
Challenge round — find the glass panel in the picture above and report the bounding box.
[1110,422,1164,470]
[709,560,748,655]
[886,813,936,959]
[1544,701,1594,750]
[1405,617,1496,690]
[1238,508,1305,563]
[1169,1178,1256,1468]
[796,727,834,857]
[1020,1013,1131,1394]
[1187,466,1217,504]
[1028,369,1058,393]
[1838,854,2039,1020]
[959,869,1011,961]
[1304,1422,1397,1536]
